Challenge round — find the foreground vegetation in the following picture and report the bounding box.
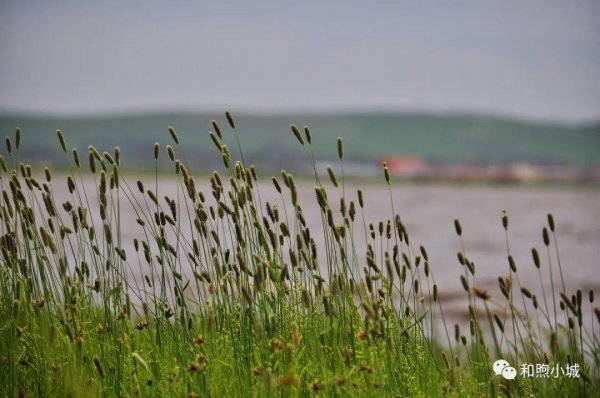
[0,113,598,397]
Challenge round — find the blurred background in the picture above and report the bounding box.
[0,0,599,300]
[0,0,598,180]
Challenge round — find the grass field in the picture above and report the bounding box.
[0,113,598,397]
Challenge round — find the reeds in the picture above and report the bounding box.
[0,115,597,397]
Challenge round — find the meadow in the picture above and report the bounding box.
[0,112,598,397]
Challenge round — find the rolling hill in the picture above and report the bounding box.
[0,111,598,173]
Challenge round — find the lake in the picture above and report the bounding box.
[48,176,600,316]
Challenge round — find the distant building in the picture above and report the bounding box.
[383,156,426,177]
[507,163,541,182]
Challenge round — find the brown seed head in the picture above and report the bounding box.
[474,287,490,300]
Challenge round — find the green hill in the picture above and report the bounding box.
[0,111,598,172]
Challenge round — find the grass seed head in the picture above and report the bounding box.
[72,149,80,168]
[454,219,462,236]
[547,213,555,231]
[132,352,149,370]
[543,227,550,246]
[531,248,540,268]
[327,166,338,187]
[164,145,174,163]
[508,255,516,272]
[303,126,312,144]
[93,356,105,378]
[103,151,115,165]
[221,145,231,168]
[420,245,428,261]
[88,153,97,173]
[56,130,67,153]
[209,132,221,151]
[211,120,222,138]
[290,124,304,145]
[383,161,390,184]
[168,126,179,144]
[337,137,344,161]
[15,127,21,149]
[474,287,490,300]
[225,111,235,129]
[315,186,328,209]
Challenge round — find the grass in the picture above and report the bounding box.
[0,113,598,397]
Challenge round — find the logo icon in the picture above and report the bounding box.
[493,359,517,380]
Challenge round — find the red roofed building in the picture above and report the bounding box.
[383,156,426,177]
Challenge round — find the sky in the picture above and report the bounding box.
[0,0,599,122]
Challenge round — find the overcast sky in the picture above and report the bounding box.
[1,0,599,122]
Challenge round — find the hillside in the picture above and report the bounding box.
[0,112,598,173]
